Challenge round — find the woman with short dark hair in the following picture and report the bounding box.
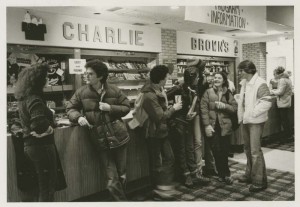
[200,71,237,185]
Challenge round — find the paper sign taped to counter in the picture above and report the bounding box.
[69,59,86,74]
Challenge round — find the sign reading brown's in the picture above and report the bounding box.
[177,31,238,57]
[191,38,229,53]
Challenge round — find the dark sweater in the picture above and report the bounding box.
[18,95,54,138]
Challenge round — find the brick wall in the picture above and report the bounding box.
[159,29,178,77]
[242,42,267,80]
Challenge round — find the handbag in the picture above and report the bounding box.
[89,112,130,150]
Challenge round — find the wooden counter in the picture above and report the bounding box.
[7,124,150,202]
[231,99,294,145]
[8,99,293,201]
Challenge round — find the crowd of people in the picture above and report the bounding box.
[13,58,293,201]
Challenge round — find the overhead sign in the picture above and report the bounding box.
[69,59,86,74]
[7,8,161,53]
[177,31,239,57]
[185,6,267,33]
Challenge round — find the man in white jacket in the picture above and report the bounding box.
[236,60,272,192]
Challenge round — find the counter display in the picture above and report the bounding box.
[7,97,291,201]
[8,120,149,202]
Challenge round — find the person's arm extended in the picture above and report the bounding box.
[143,93,175,124]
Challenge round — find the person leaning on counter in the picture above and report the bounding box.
[66,59,131,201]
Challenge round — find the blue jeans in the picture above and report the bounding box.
[193,115,204,172]
[147,137,175,187]
[172,123,198,174]
[99,144,127,201]
[242,123,267,187]
[24,144,57,202]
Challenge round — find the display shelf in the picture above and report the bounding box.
[107,80,147,84]
[108,69,150,73]
[7,84,74,95]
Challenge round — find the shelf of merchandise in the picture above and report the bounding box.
[7,84,74,95]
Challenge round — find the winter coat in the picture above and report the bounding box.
[271,72,293,108]
[200,87,237,136]
[141,83,175,139]
[238,73,272,124]
[66,83,130,148]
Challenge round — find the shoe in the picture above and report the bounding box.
[218,176,233,185]
[191,171,210,185]
[153,189,178,201]
[249,185,267,192]
[183,174,194,188]
[202,169,218,177]
[236,175,251,184]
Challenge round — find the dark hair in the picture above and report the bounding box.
[214,71,229,88]
[14,63,49,100]
[274,66,285,75]
[238,60,257,74]
[150,65,169,84]
[85,59,108,83]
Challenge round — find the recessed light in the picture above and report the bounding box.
[171,6,179,10]
[94,12,101,15]
[155,22,161,25]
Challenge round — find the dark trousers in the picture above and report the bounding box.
[171,123,198,174]
[147,137,175,187]
[278,108,292,140]
[99,144,127,201]
[206,122,231,178]
[24,144,57,202]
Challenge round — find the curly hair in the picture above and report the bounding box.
[274,66,285,75]
[14,63,49,100]
[150,65,169,84]
[214,71,229,88]
[85,59,108,83]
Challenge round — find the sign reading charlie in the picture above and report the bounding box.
[185,6,267,33]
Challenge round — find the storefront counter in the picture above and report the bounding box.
[7,123,150,202]
[232,97,294,145]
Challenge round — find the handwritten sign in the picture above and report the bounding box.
[69,59,86,74]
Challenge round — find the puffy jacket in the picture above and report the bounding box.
[200,87,237,136]
[66,83,130,147]
[271,72,293,108]
[238,73,272,124]
[141,83,175,139]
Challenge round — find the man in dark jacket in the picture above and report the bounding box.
[167,60,210,188]
[66,59,130,201]
[141,65,182,200]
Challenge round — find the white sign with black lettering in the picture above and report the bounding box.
[69,59,86,74]
[177,31,239,57]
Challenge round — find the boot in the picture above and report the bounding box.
[191,171,210,185]
[183,173,194,188]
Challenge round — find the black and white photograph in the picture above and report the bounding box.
[2,0,298,205]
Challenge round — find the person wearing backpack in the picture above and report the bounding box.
[200,71,237,185]
[141,65,182,200]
